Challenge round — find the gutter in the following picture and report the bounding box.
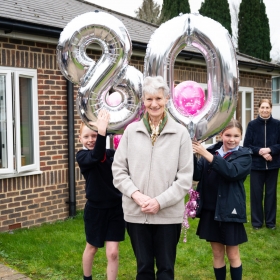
[0,17,61,37]
[238,61,277,73]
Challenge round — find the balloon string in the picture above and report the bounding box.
[182,188,200,243]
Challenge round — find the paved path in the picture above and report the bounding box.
[0,264,31,280]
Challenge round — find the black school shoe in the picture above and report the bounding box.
[266,226,276,230]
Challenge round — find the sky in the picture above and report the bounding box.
[86,0,280,61]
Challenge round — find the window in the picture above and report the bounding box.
[0,67,39,176]
[272,76,280,104]
[236,87,254,145]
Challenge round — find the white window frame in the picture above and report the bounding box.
[0,67,40,176]
[272,76,280,105]
[0,70,13,174]
[272,76,280,119]
[236,86,254,146]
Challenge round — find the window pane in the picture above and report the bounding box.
[272,91,279,104]
[0,75,8,168]
[246,110,251,128]
[272,77,280,104]
[245,92,252,127]
[272,77,280,90]
[245,92,251,108]
[19,77,34,166]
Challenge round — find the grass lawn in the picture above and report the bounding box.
[0,175,280,279]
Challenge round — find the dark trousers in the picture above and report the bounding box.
[126,222,181,280]
[250,169,278,228]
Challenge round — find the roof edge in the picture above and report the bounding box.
[237,51,280,68]
[0,17,61,37]
[0,16,279,74]
[76,0,160,28]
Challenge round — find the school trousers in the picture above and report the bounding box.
[250,169,279,228]
[126,222,181,280]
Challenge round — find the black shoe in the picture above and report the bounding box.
[267,226,276,230]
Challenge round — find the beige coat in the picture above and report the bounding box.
[112,116,193,224]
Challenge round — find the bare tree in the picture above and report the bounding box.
[229,0,240,48]
[135,0,161,25]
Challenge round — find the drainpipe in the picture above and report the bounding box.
[67,80,76,217]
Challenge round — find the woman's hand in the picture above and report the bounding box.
[131,191,151,207]
[263,153,272,161]
[131,191,160,214]
[141,198,160,214]
[88,109,110,136]
[192,141,214,163]
[259,147,271,156]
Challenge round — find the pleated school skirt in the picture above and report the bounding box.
[196,209,248,246]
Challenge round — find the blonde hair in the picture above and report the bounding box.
[79,122,86,135]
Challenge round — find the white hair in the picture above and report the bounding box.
[142,76,170,98]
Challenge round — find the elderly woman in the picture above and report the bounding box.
[244,98,280,230]
[112,76,193,280]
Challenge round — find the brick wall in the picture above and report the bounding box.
[0,37,76,231]
[0,37,272,232]
[239,71,272,117]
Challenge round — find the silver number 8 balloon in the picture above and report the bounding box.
[57,11,143,134]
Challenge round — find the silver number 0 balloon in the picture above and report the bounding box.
[57,11,143,134]
[144,13,239,141]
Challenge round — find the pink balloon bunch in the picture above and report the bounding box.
[174,81,205,116]
[182,188,200,242]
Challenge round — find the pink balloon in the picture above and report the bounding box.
[106,92,122,106]
[188,200,197,209]
[174,81,205,116]
[188,210,196,218]
[113,134,122,150]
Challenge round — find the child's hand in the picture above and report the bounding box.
[192,141,206,155]
[89,109,110,136]
[192,141,214,163]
